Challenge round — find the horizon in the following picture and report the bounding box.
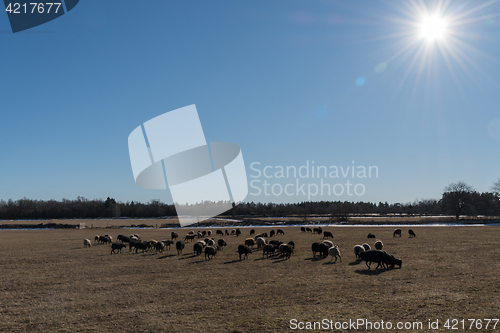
[2,0,500,208]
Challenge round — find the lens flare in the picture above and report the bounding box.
[419,14,448,42]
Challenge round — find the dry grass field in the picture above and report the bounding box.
[1,225,499,332]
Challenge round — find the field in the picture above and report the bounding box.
[0,225,499,332]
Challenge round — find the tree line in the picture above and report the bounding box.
[1,180,499,220]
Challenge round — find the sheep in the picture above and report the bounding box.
[104,235,113,243]
[83,239,91,248]
[249,229,255,235]
[225,229,229,235]
[328,245,341,262]
[374,240,383,250]
[305,227,312,232]
[98,235,109,244]
[132,242,148,253]
[161,239,173,250]
[312,242,329,258]
[362,243,371,251]
[269,240,283,247]
[244,238,256,248]
[171,232,178,240]
[155,241,165,254]
[367,233,376,239]
[111,243,126,254]
[197,231,203,239]
[206,239,216,247]
[201,231,207,237]
[384,252,402,268]
[94,235,99,244]
[353,245,365,260]
[133,234,140,239]
[130,236,140,243]
[193,242,204,255]
[409,229,416,238]
[323,231,334,239]
[358,250,386,270]
[393,229,402,237]
[300,227,306,232]
[256,237,267,250]
[262,244,277,257]
[238,244,252,260]
[217,239,227,249]
[287,241,295,249]
[207,230,212,236]
[276,229,285,235]
[235,229,241,237]
[117,235,130,243]
[204,246,217,260]
[188,230,194,235]
[184,234,197,242]
[196,240,207,247]
[231,229,236,235]
[279,244,293,259]
[323,240,334,249]
[269,230,276,237]
[216,229,224,236]
[176,241,185,255]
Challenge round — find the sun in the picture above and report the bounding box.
[419,14,447,42]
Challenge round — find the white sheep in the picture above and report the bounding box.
[374,240,383,250]
[83,238,92,248]
[323,240,333,248]
[362,243,371,251]
[353,245,365,260]
[328,246,341,262]
[256,237,267,250]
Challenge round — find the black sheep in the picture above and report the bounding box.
[238,244,252,260]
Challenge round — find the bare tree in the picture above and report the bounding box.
[492,178,500,196]
[442,181,474,220]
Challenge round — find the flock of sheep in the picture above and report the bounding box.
[82,226,412,270]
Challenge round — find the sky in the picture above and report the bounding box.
[1,0,500,206]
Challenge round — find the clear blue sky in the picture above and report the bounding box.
[1,0,499,205]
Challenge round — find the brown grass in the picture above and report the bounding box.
[0,225,499,332]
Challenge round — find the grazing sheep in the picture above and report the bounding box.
[133,234,140,239]
[244,238,256,248]
[323,240,334,249]
[312,242,329,258]
[313,227,323,235]
[269,240,283,247]
[367,233,376,239]
[231,229,236,235]
[105,235,113,243]
[384,251,402,268]
[393,229,402,237]
[176,241,185,255]
[117,235,130,243]
[276,229,285,235]
[238,244,252,260]
[279,244,293,259]
[216,229,224,236]
[130,236,140,243]
[98,236,109,244]
[235,229,241,237]
[374,240,383,250]
[94,235,99,244]
[323,231,334,239]
[353,245,365,260]
[111,243,126,254]
[287,241,295,249]
[184,234,197,242]
[83,239,91,248]
[193,242,204,255]
[359,250,386,270]
[132,242,148,253]
[301,227,306,232]
[217,239,227,249]
[207,230,212,236]
[408,229,416,238]
[197,231,203,239]
[225,229,229,235]
[305,227,312,232]
[201,231,207,237]
[262,244,277,257]
[155,241,165,254]
[188,230,194,235]
[171,232,178,240]
[249,229,255,235]
[269,230,276,237]
[328,245,341,262]
[362,243,371,251]
[204,246,217,260]
[311,242,322,258]
[256,237,267,250]
[206,239,216,247]
[161,239,173,250]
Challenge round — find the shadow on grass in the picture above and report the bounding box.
[305,256,326,262]
[323,260,341,265]
[354,268,387,275]
[348,260,362,266]
[224,259,248,264]
[157,254,176,260]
